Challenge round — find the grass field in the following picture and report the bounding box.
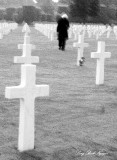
[0,24,117,160]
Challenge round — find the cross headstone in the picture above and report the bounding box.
[22,23,31,34]
[73,32,78,41]
[113,26,117,39]
[5,65,49,151]
[87,25,92,38]
[91,41,111,85]
[68,27,73,39]
[50,25,54,41]
[106,26,112,38]
[87,30,92,38]
[96,30,99,40]
[22,23,31,44]
[73,34,89,66]
[5,23,49,152]
[14,24,39,64]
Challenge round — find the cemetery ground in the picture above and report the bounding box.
[0,25,117,160]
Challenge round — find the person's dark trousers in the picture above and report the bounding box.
[58,38,62,49]
[62,38,66,50]
[59,37,66,50]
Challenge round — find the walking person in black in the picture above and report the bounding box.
[57,13,70,51]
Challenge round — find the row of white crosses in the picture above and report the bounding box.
[73,33,111,85]
[66,24,105,40]
[71,24,117,40]
[5,23,49,152]
[35,23,117,41]
[35,23,56,41]
[35,23,112,85]
[35,22,117,41]
[0,22,18,39]
[5,23,111,153]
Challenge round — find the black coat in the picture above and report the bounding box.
[57,18,70,40]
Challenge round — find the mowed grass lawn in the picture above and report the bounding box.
[0,24,117,160]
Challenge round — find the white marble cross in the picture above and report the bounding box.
[22,23,31,34]
[96,30,99,40]
[14,40,39,64]
[5,64,49,152]
[73,34,89,66]
[87,30,92,38]
[91,41,111,85]
[106,26,112,38]
[113,26,117,39]
[22,23,31,44]
[14,24,39,64]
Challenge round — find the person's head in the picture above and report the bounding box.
[61,13,68,19]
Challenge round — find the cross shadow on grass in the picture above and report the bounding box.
[19,150,46,160]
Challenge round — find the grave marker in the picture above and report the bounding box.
[5,64,49,152]
[22,23,31,34]
[106,26,112,38]
[14,24,39,64]
[73,34,89,66]
[5,23,49,152]
[91,41,111,85]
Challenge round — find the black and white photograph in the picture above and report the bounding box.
[0,0,117,159]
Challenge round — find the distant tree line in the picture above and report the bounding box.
[69,0,100,22]
[0,5,55,25]
[0,0,101,24]
[0,0,117,25]
[69,0,117,24]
